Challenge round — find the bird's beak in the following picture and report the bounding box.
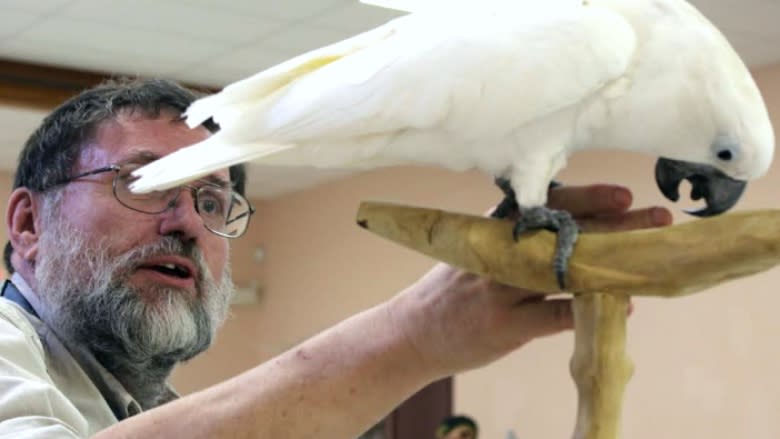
[654,157,747,217]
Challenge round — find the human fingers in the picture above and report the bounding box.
[485,280,546,305]
[577,206,673,233]
[507,296,636,345]
[546,184,633,217]
[509,298,574,341]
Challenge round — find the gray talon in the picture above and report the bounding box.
[491,177,563,219]
[491,177,518,219]
[492,179,577,290]
[511,206,579,290]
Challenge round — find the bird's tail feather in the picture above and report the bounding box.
[185,93,229,128]
[184,20,400,130]
[129,137,294,193]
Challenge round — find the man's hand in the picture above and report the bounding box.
[546,183,671,233]
[388,183,673,378]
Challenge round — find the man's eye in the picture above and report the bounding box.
[118,172,137,184]
[199,194,225,216]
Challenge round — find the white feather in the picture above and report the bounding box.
[130,139,293,193]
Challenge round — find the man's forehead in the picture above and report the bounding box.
[79,144,230,186]
[81,112,222,169]
[94,111,210,147]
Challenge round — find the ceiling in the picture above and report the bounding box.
[0,0,778,198]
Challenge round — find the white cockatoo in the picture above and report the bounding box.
[130,0,774,288]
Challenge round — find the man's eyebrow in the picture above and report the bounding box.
[201,174,231,188]
[121,150,231,187]
[120,150,161,165]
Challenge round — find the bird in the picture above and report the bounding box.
[130,0,775,289]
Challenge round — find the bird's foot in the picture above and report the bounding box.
[491,177,562,219]
[491,177,519,219]
[513,206,579,290]
[490,177,575,289]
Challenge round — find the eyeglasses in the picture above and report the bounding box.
[53,163,255,238]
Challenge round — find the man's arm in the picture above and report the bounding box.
[94,184,672,439]
[99,299,432,438]
[99,268,562,439]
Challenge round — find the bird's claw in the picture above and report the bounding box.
[511,207,579,290]
[491,177,563,219]
[491,178,577,289]
[491,177,519,219]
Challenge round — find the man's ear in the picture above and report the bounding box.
[6,188,42,263]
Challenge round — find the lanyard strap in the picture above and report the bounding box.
[0,280,38,318]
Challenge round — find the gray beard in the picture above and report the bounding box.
[34,211,234,409]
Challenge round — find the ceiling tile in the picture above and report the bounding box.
[0,0,72,14]
[258,24,353,54]
[167,68,244,89]
[169,65,256,89]
[6,17,228,69]
[0,9,39,39]
[61,0,288,44]
[174,44,293,87]
[0,38,183,78]
[179,0,349,21]
[311,1,406,33]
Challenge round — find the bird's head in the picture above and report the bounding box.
[651,1,774,217]
[654,106,773,217]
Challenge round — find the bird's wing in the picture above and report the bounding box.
[131,3,636,193]
[184,18,401,131]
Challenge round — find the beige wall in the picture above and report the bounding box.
[2,65,780,437]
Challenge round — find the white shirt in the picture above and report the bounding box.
[0,273,175,438]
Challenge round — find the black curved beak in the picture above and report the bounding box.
[655,158,747,217]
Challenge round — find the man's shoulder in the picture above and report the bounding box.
[0,299,98,436]
[0,297,45,357]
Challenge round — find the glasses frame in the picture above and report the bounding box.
[54,164,255,238]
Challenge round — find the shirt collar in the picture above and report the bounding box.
[10,273,178,419]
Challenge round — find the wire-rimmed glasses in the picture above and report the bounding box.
[55,163,255,238]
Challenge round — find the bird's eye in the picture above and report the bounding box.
[712,135,740,162]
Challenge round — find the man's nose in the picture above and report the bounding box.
[157,188,203,239]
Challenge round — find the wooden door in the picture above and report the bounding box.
[383,377,452,438]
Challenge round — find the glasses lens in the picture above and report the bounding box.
[113,164,253,238]
[197,186,252,237]
[114,165,172,213]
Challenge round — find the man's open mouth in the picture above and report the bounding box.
[135,256,199,289]
[144,263,192,279]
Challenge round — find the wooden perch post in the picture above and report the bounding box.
[570,293,632,439]
[356,201,780,439]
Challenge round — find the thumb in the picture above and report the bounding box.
[510,298,574,342]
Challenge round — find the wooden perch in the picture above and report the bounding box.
[356,201,780,439]
[570,293,632,439]
[356,202,780,296]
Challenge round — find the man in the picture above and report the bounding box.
[436,415,478,439]
[1,78,671,438]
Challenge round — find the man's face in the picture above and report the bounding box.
[64,111,231,294]
[444,426,477,439]
[32,110,235,371]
